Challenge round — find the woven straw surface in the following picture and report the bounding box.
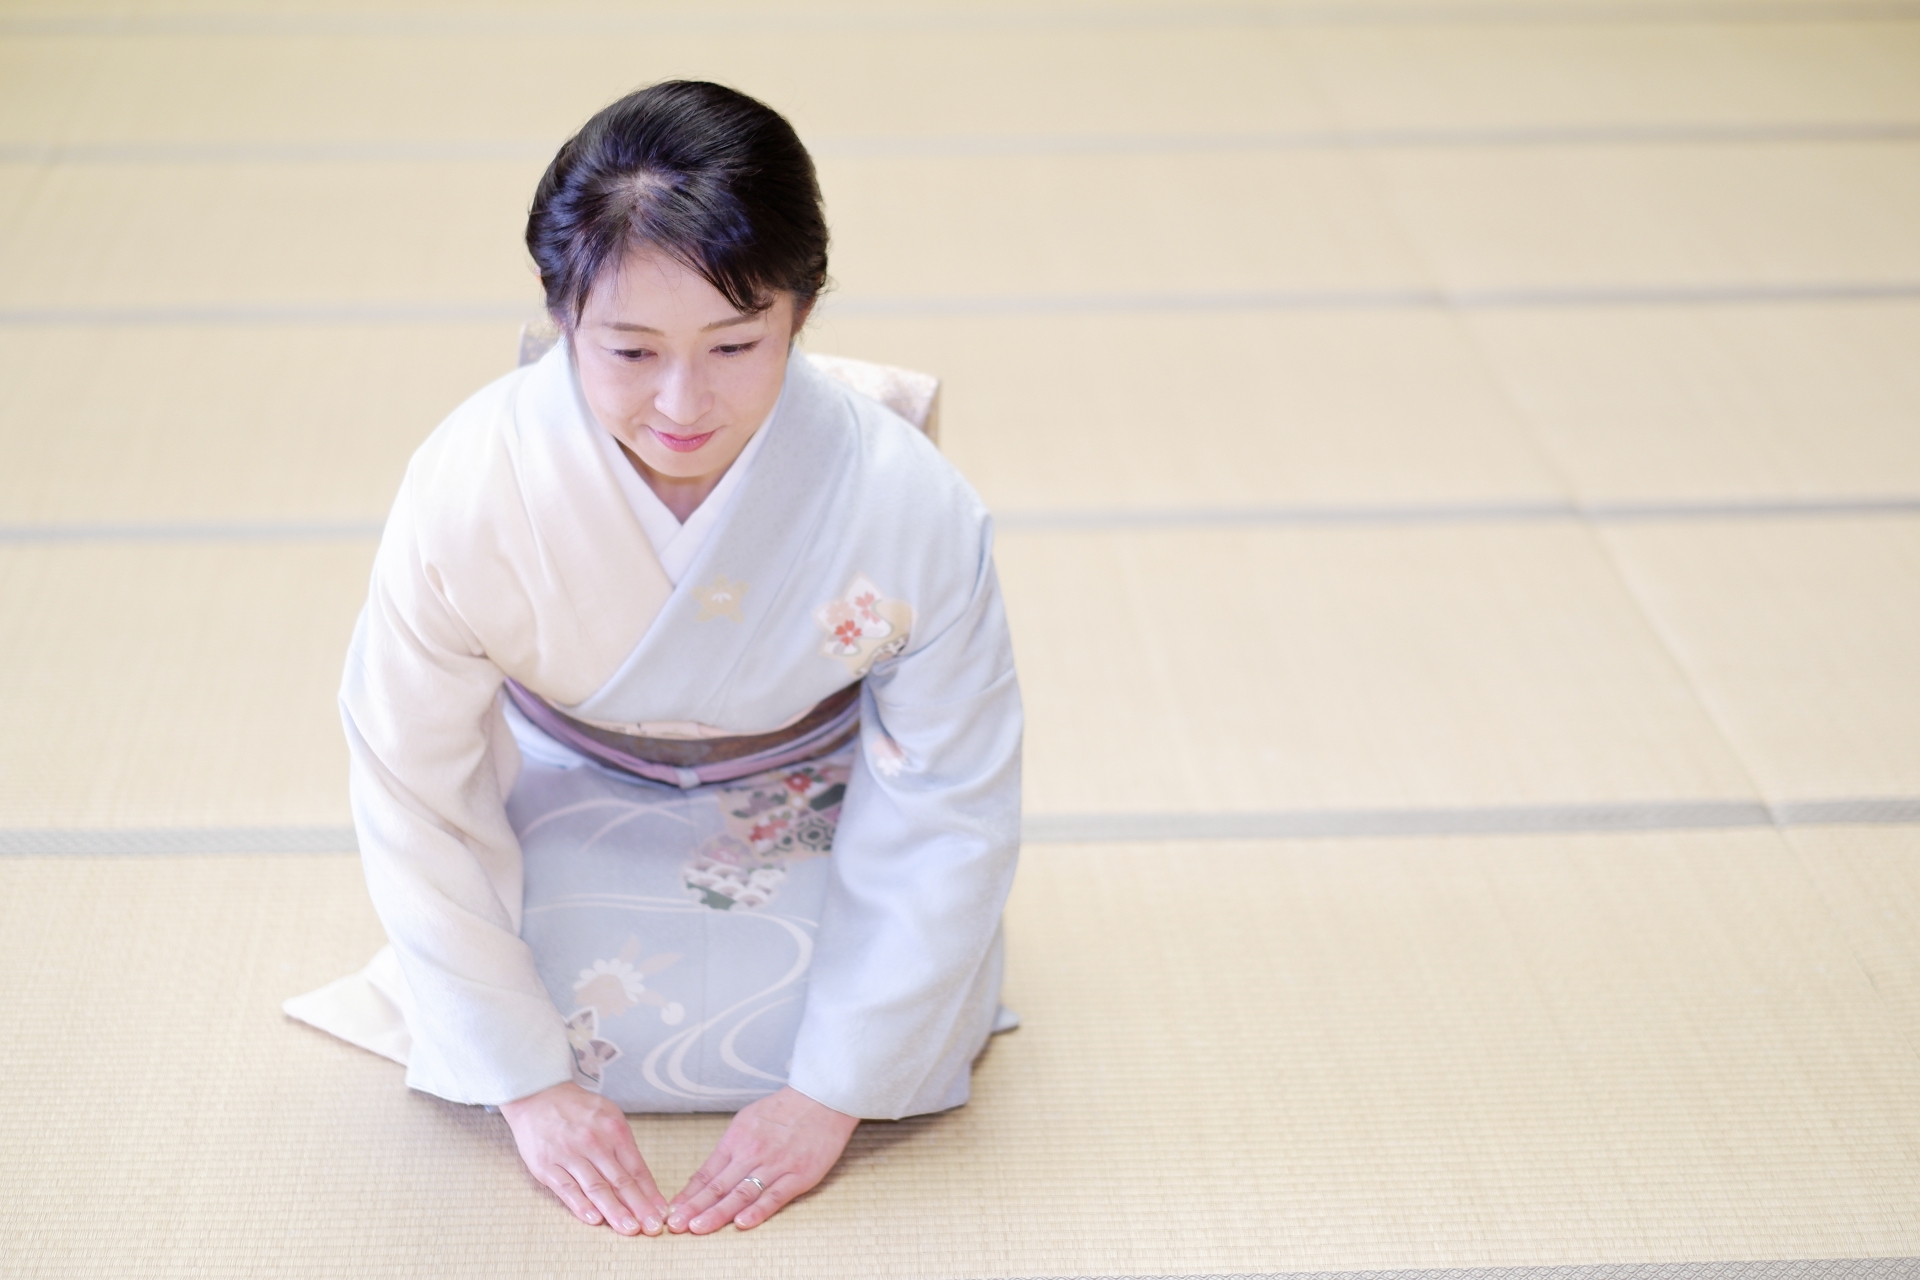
[4,3,1919,1276]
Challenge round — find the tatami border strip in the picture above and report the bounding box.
[1025,797,1920,843]
[3,1,1918,37]
[826,282,1920,316]
[819,123,1920,154]
[996,496,1920,531]
[0,826,363,854]
[5,797,1915,854]
[0,520,387,544]
[8,496,1918,546]
[5,123,1917,167]
[6,283,1919,331]
[0,302,537,327]
[983,1261,1920,1280]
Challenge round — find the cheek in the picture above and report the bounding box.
[720,346,789,413]
[578,355,654,421]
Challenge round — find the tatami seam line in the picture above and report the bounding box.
[994,496,1920,531]
[5,283,1919,330]
[4,123,1917,166]
[0,520,389,544]
[4,797,1915,854]
[2,2,1917,37]
[975,1263,1920,1280]
[829,283,1920,316]
[7,496,1919,545]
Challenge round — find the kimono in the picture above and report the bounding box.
[285,340,1022,1120]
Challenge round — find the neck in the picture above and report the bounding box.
[619,441,722,523]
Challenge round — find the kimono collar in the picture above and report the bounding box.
[566,347,858,729]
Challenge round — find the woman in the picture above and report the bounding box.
[287,81,1022,1237]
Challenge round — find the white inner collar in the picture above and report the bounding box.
[595,404,775,586]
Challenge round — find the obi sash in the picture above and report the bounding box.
[504,679,861,790]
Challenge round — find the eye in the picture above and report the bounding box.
[611,347,653,362]
[713,340,761,356]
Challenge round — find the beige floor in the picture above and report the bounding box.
[3,4,1919,1278]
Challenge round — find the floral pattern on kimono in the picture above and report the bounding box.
[682,760,850,911]
[694,575,748,623]
[572,937,687,1027]
[814,574,913,678]
[562,937,688,1087]
[564,1007,621,1088]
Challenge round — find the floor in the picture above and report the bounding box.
[2,2,1919,1277]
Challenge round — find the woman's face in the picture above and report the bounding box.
[571,248,799,489]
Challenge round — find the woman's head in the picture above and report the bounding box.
[526,80,829,330]
[528,83,829,507]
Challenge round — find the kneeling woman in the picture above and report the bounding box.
[289,81,1021,1237]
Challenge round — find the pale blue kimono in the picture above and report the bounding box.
[319,344,1022,1119]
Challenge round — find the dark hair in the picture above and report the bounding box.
[526,81,830,328]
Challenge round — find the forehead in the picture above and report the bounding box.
[582,249,760,331]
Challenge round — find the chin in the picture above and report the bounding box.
[636,443,721,478]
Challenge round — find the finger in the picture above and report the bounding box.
[567,1162,642,1236]
[539,1167,605,1228]
[668,1151,743,1232]
[732,1173,805,1230]
[603,1130,670,1233]
[687,1175,769,1235]
[607,1160,668,1235]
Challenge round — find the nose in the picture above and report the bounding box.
[653,358,711,428]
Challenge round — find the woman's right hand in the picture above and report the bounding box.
[500,1081,669,1235]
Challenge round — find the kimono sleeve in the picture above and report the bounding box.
[786,513,1023,1119]
[339,474,575,1106]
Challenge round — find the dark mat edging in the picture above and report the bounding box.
[5,798,1917,855]
[974,1259,1920,1280]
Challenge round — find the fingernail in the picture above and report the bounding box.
[668,1215,685,1231]
[617,1218,637,1233]
[643,1216,662,1235]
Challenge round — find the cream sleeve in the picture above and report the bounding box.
[339,465,575,1107]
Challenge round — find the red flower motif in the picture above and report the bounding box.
[785,773,810,792]
[834,620,862,644]
[854,591,879,620]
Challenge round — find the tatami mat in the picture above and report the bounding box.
[824,151,1432,301]
[997,525,1758,815]
[4,834,1918,1278]
[1,25,1342,146]
[23,17,1920,155]
[0,325,504,524]
[0,161,542,310]
[1465,303,1920,503]
[1300,22,1920,129]
[5,3,1919,1276]
[1374,144,1920,291]
[0,543,367,827]
[1790,824,1920,1063]
[1600,519,1920,802]
[805,312,1567,513]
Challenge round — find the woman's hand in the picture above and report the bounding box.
[668,1086,858,1233]
[500,1081,669,1236]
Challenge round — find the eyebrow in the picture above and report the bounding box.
[603,313,760,334]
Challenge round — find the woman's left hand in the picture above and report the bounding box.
[668,1086,858,1233]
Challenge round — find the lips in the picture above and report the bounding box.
[648,426,716,454]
